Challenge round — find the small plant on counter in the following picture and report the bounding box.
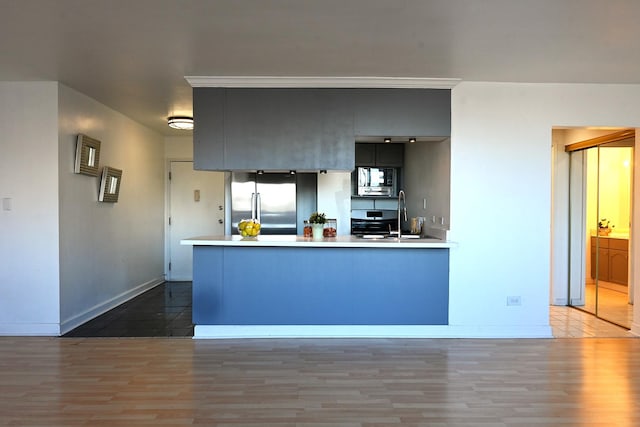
[598,218,614,230]
[308,212,327,224]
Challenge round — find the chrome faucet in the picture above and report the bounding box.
[397,190,407,239]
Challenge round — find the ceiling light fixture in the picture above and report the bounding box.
[409,137,417,143]
[319,170,327,174]
[167,116,194,130]
[289,170,296,175]
[384,138,392,143]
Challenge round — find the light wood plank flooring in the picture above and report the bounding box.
[1,336,640,426]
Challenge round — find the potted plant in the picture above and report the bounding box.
[598,218,614,236]
[308,212,326,240]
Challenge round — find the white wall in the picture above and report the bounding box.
[165,135,193,159]
[317,172,351,236]
[58,85,166,333]
[0,82,60,335]
[450,82,640,337]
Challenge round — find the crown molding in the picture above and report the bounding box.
[185,76,461,89]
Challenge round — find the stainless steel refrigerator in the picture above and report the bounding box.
[231,172,297,235]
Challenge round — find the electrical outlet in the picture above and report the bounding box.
[506,296,521,306]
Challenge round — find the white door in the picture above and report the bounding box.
[169,161,224,280]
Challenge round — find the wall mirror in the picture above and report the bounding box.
[74,134,101,176]
[98,166,122,203]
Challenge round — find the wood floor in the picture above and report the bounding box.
[1,337,640,426]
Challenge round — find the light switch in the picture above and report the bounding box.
[194,190,200,202]
[2,198,11,211]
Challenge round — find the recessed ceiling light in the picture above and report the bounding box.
[167,116,194,130]
[384,138,392,143]
[409,137,416,143]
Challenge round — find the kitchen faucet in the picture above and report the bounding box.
[397,190,407,239]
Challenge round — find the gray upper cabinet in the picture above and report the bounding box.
[354,143,376,166]
[193,87,450,171]
[374,143,404,167]
[351,88,451,137]
[194,88,354,171]
[193,88,225,170]
[355,143,404,167]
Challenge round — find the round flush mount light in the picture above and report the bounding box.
[384,138,392,143]
[409,137,417,143]
[167,116,194,130]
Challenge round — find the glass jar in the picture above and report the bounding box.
[323,219,337,237]
[303,220,312,237]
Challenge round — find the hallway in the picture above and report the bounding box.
[63,281,193,337]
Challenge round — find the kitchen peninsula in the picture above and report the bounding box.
[182,235,454,338]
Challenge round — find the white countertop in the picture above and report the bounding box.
[592,232,630,239]
[181,234,455,248]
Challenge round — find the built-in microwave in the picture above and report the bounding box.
[357,167,396,196]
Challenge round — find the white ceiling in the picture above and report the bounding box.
[2,0,640,136]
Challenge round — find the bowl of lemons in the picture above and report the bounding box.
[237,218,261,238]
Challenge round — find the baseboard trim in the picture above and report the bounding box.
[59,277,165,335]
[194,325,554,339]
[0,323,60,336]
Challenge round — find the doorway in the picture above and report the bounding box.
[168,161,225,280]
[567,131,634,328]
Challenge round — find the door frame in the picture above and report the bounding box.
[551,128,638,330]
[164,158,191,279]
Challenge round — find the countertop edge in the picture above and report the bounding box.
[181,235,456,248]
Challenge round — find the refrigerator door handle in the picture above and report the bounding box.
[250,193,256,219]
[255,193,261,222]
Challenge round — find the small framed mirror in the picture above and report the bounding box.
[98,167,122,203]
[74,134,101,176]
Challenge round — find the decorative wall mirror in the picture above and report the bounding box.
[74,134,101,176]
[98,167,122,203]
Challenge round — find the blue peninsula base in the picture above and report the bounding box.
[192,245,449,336]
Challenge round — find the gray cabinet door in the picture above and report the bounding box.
[355,143,376,166]
[224,89,354,171]
[193,88,225,170]
[352,88,451,137]
[375,143,404,167]
[355,143,404,167]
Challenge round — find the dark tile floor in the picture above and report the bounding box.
[63,281,193,337]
